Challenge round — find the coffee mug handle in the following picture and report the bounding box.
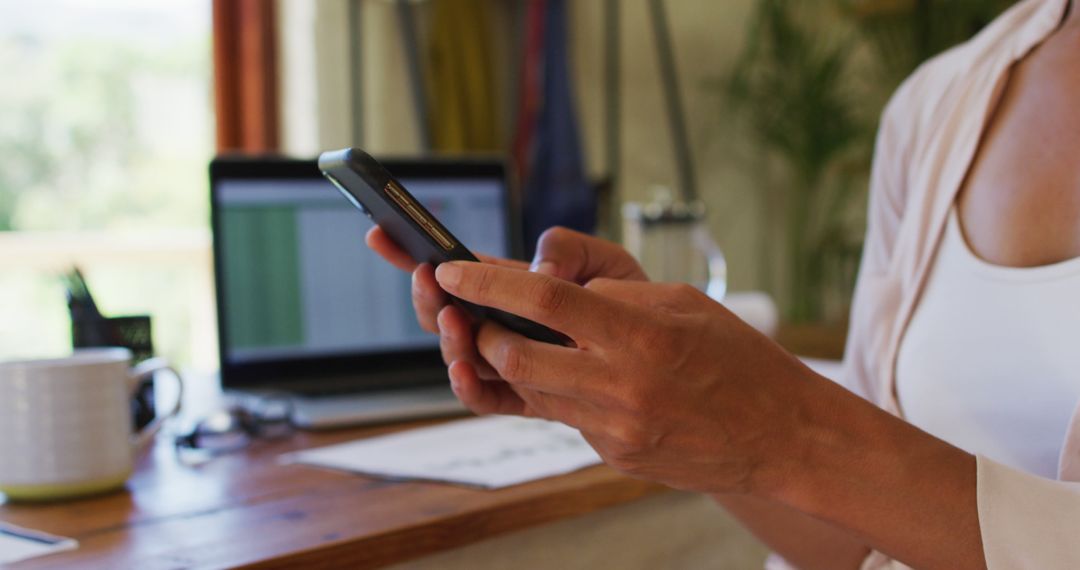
[129,357,184,451]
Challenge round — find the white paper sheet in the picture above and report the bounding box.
[282,415,603,489]
[0,523,77,564]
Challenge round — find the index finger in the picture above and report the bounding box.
[365,226,416,272]
[474,253,530,271]
[434,261,627,342]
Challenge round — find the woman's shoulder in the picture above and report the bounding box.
[884,0,1060,133]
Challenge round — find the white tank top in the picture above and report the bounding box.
[896,207,1080,479]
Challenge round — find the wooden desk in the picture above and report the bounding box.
[0,322,839,569]
[0,419,666,569]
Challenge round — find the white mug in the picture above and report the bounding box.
[0,348,182,501]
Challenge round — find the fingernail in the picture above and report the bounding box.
[435,262,462,288]
[448,371,461,394]
[531,260,558,276]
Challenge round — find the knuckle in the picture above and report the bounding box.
[473,266,497,297]
[608,419,646,450]
[439,334,462,364]
[621,310,661,351]
[494,340,530,380]
[619,383,654,418]
[412,291,433,315]
[604,453,634,473]
[414,304,438,334]
[531,279,569,316]
[601,432,649,476]
[672,282,696,294]
[420,320,438,334]
[584,277,615,293]
[670,282,702,300]
[637,312,678,350]
[649,327,677,357]
[609,423,630,449]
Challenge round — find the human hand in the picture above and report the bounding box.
[433,261,818,495]
[366,226,647,379]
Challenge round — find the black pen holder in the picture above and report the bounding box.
[72,314,154,363]
[71,314,156,431]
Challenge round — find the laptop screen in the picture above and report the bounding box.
[210,158,515,388]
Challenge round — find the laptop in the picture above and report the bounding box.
[209,156,520,428]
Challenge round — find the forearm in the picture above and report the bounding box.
[760,375,985,570]
[713,493,870,570]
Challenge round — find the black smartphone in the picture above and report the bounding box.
[318,148,570,346]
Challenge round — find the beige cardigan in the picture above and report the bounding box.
[768,0,1080,567]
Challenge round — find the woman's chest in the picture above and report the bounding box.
[896,210,1080,478]
[958,32,1080,268]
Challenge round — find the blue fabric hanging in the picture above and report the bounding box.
[519,0,595,257]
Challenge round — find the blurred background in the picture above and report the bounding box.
[0,0,1014,372]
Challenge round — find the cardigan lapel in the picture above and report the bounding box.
[877,0,1070,418]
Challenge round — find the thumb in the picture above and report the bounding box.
[530,227,647,284]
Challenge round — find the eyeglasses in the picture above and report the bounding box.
[174,394,294,459]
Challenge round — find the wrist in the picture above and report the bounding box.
[752,370,982,569]
[761,376,885,508]
[744,365,855,502]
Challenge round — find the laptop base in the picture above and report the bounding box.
[230,385,467,430]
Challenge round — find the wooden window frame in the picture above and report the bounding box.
[212,0,279,153]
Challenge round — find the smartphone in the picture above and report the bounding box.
[318,148,570,346]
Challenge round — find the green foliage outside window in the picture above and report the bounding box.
[0,2,212,366]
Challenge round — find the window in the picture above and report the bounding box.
[0,0,215,369]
